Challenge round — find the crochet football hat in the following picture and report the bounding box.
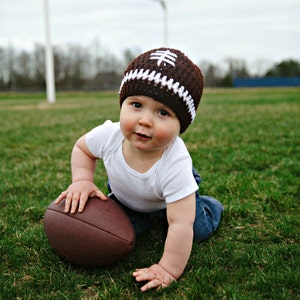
[119,48,204,133]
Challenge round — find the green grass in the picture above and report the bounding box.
[0,88,299,299]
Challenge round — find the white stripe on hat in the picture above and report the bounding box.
[119,69,196,121]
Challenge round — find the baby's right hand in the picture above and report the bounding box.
[55,181,107,213]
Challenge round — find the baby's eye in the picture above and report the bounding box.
[159,109,169,117]
[132,102,142,108]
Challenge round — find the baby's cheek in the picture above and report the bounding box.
[120,117,135,136]
[155,128,176,144]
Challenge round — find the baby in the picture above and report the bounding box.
[55,48,224,291]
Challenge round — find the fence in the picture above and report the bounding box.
[233,77,300,87]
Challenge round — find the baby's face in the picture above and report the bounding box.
[120,95,180,154]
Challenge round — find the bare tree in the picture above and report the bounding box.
[0,44,297,91]
[199,60,223,87]
[32,44,46,89]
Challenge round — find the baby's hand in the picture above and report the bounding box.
[133,264,176,292]
[55,181,107,213]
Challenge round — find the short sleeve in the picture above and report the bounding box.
[85,121,123,158]
[158,137,198,203]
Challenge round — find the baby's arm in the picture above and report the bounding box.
[133,193,195,291]
[55,134,107,213]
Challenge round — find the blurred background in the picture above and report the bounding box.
[1,0,299,91]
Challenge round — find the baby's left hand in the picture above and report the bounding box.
[133,264,176,292]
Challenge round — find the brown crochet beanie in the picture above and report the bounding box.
[119,48,204,133]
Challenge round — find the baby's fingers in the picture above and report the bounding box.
[78,192,90,212]
[132,268,148,281]
[140,279,161,292]
[64,192,77,213]
[92,188,108,201]
[55,191,67,204]
[69,192,92,213]
[133,269,159,291]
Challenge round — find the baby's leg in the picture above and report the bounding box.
[193,194,224,242]
[191,167,224,241]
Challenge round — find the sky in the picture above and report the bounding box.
[1,0,299,74]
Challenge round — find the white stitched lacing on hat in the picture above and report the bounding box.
[119,69,196,121]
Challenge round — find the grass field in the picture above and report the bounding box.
[0,88,299,299]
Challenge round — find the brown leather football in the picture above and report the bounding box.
[44,197,135,267]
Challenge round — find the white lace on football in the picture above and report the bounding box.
[119,68,196,121]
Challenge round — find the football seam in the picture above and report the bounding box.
[46,208,134,245]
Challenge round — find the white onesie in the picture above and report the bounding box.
[86,120,198,213]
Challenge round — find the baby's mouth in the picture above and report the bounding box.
[134,132,151,139]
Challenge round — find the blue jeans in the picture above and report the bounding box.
[108,168,224,242]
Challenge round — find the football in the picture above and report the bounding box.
[44,197,135,267]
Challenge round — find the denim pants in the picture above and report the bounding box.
[108,168,224,242]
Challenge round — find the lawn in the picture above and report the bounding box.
[0,88,299,299]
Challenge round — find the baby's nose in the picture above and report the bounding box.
[138,112,153,127]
